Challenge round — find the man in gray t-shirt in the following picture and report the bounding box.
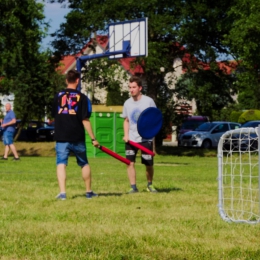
[122,76,158,194]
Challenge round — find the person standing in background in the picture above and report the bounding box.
[1,103,20,160]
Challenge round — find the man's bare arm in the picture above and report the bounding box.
[123,117,129,142]
[1,118,16,128]
[82,119,99,147]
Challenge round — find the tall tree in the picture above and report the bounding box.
[175,66,236,119]
[51,0,242,142]
[224,0,260,109]
[51,0,185,144]
[178,0,236,61]
[174,0,238,119]
[0,0,64,132]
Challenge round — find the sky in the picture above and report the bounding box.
[41,1,70,50]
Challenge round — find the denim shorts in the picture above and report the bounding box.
[3,131,14,145]
[55,142,89,167]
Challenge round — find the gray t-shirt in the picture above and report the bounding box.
[122,95,156,142]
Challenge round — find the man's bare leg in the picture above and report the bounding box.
[127,162,136,185]
[145,165,154,183]
[82,164,98,198]
[145,165,157,192]
[82,164,91,192]
[57,164,66,193]
[3,145,9,158]
[9,144,19,158]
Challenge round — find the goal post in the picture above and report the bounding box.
[217,126,260,224]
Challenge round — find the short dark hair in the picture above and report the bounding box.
[129,75,142,87]
[66,70,80,83]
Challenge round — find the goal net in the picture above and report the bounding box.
[218,127,260,224]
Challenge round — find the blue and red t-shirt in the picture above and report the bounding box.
[52,88,90,142]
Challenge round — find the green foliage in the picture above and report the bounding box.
[51,0,185,145]
[238,110,260,123]
[51,0,260,143]
[175,68,236,119]
[179,0,236,59]
[230,110,243,122]
[0,0,64,125]
[234,70,260,110]
[79,58,129,105]
[106,81,128,106]
[226,0,260,68]
[224,0,260,109]
[210,104,242,122]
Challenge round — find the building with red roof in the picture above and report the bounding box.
[57,35,238,112]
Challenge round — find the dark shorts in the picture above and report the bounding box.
[55,142,88,167]
[125,141,153,166]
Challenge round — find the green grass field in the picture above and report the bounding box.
[0,142,260,259]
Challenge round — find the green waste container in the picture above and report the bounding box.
[85,105,125,158]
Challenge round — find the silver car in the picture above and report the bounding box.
[179,121,241,148]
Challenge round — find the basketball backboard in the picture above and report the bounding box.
[108,18,148,59]
[76,18,148,90]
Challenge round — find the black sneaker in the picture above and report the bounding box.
[1,157,8,160]
[12,157,20,161]
[86,191,98,199]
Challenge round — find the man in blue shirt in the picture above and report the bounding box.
[1,103,20,160]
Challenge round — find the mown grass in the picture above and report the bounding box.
[0,142,260,259]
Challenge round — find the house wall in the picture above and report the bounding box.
[59,37,205,114]
[165,58,197,114]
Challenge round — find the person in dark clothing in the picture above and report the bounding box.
[52,69,99,200]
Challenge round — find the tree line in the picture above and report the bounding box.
[1,0,260,143]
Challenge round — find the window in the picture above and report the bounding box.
[230,123,240,130]
[213,124,229,133]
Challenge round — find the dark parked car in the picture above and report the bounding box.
[223,121,260,152]
[241,121,260,128]
[0,120,49,142]
[36,121,55,141]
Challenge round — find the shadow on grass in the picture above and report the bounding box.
[71,187,182,198]
[71,192,124,199]
[155,162,189,166]
[18,148,41,156]
[156,146,218,157]
[156,187,183,193]
[10,142,56,157]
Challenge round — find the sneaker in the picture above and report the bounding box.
[12,157,20,161]
[86,191,98,199]
[147,185,158,193]
[56,193,66,200]
[1,157,8,160]
[127,188,139,194]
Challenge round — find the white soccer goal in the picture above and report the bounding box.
[218,127,260,224]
